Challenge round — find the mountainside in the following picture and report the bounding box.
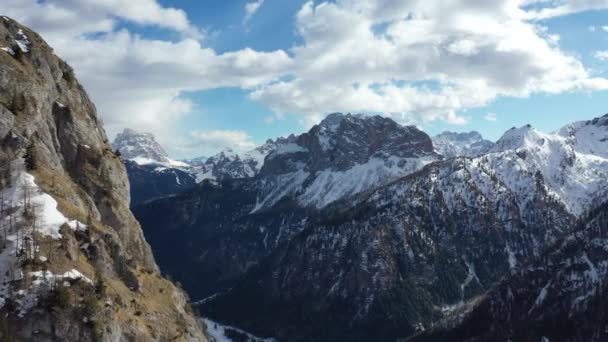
[202,155,574,341]
[489,120,608,215]
[254,113,440,210]
[0,17,206,341]
[432,131,494,158]
[133,111,607,341]
[133,113,440,302]
[200,116,606,341]
[124,160,196,205]
[412,201,608,342]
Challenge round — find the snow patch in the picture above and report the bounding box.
[15,29,30,53]
[203,318,276,342]
[1,47,15,56]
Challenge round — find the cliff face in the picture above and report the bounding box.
[0,17,207,341]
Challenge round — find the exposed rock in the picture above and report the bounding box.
[0,17,207,341]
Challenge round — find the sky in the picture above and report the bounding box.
[1,0,608,158]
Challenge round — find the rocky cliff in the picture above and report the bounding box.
[0,17,207,341]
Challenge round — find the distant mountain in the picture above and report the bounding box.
[112,129,195,205]
[488,117,608,215]
[195,137,295,182]
[432,131,494,158]
[113,128,188,167]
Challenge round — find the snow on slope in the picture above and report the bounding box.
[0,159,89,314]
[432,131,494,158]
[203,318,276,342]
[484,118,608,215]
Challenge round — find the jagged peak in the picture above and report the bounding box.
[491,124,547,152]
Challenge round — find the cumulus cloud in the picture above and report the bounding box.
[251,0,608,126]
[0,0,290,154]
[244,0,265,23]
[2,0,608,157]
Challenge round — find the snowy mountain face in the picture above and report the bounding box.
[254,113,440,210]
[113,128,172,165]
[195,137,293,182]
[487,118,608,215]
[432,131,494,158]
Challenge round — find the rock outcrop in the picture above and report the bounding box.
[0,17,207,341]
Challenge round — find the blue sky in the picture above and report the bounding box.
[3,0,608,157]
[165,1,608,144]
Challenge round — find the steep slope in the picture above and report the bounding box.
[124,160,196,205]
[488,122,608,215]
[203,156,574,341]
[412,201,608,342]
[432,131,494,158]
[0,17,206,341]
[133,113,440,301]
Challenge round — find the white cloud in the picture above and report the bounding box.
[589,26,597,32]
[485,112,498,122]
[244,0,265,23]
[0,0,291,155]
[603,26,608,32]
[595,50,608,61]
[189,130,256,154]
[250,0,608,126]
[524,0,608,20]
[2,0,608,158]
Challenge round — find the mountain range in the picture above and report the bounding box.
[121,108,608,340]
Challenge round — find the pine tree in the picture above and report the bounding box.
[24,143,36,171]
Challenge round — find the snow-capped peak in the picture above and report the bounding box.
[112,128,188,168]
[483,118,608,215]
[490,124,548,153]
[557,113,608,159]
